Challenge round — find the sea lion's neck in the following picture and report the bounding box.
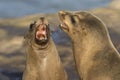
[24,38,67,80]
[26,38,58,66]
[72,30,118,77]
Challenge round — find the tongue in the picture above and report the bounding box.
[36,30,46,36]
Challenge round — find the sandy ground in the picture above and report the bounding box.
[0,0,120,80]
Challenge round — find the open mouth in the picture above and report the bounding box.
[58,11,69,32]
[35,24,49,44]
[59,23,69,31]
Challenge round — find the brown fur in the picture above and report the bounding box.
[22,17,68,80]
[58,11,120,80]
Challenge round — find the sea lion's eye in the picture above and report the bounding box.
[70,16,76,24]
[29,21,36,31]
[29,24,33,30]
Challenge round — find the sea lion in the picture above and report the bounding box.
[23,17,68,80]
[58,11,120,80]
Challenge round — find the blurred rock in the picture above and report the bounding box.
[0,73,9,80]
[0,29,7,39]
[109,0,120,10]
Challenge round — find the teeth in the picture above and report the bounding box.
[39,37,44,40]
[45,37,47,40]
[39,36,47,40]
[60,24,63,26]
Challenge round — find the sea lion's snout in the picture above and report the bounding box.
[58,11,66,21]
[58,11,70,32]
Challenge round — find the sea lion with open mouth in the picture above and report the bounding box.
[58,11,120,80]
[23,17,68,80]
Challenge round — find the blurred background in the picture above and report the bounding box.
[0,0,110,18]
[0,0,120,80]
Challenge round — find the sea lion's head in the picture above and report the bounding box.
[58,10,108,42]
[25,17,50,49]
